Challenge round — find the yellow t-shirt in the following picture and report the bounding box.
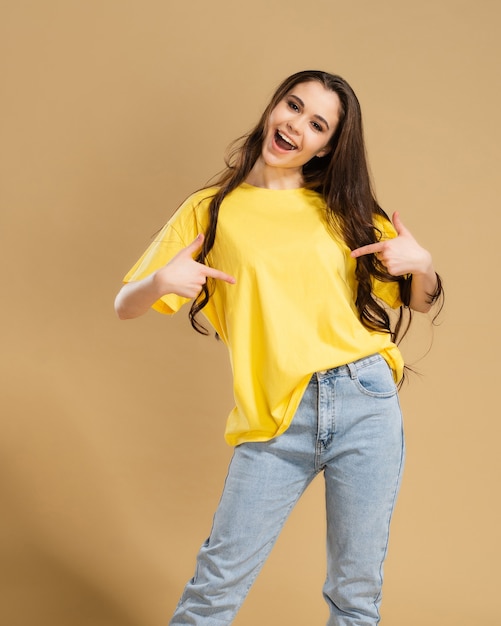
[124,183,404,445]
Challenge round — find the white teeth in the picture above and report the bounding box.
[277,130,297,148]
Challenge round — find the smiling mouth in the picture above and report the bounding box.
[274,130,298,151]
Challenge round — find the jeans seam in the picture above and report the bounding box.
[372,412,405,621]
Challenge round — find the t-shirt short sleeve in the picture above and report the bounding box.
[123,221,189,314]
[122,191,213,314]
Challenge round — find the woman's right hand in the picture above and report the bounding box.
[114,233,236,320]
[153,233,236,299]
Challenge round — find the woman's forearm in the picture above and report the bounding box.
[408,262,439,313]
[114,274,165,320]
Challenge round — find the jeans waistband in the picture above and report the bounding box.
[315,353,384,381]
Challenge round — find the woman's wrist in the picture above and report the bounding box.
[410,248,434,277]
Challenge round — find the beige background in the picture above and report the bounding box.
[1,1,500,625]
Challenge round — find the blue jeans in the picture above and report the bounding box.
[170,354,405,625]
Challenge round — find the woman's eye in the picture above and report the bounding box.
[311,121,322,132]
[288,100,300,112]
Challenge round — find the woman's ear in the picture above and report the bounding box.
[316,146,331,158]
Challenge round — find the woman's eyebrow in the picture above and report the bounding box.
[289,94,330,130]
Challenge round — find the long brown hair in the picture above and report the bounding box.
[189,70,443,343]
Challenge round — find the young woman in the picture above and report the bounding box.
[115,71,442,625]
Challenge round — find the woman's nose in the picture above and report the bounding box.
[286,120,300,135]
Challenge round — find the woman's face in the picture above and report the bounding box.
[261,81,341,171]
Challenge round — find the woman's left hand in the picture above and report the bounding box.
[351,211,440,312]
[350,211,432,277]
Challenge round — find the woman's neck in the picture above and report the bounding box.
[245,158,304,190]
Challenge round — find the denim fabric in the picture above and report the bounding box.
[170,354,405,625]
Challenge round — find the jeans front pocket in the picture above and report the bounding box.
[351,355,398,398]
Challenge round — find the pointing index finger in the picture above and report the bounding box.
[350,242,385,258]
[204,265,236,284]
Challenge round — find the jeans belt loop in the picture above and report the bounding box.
[346,360,357,379]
